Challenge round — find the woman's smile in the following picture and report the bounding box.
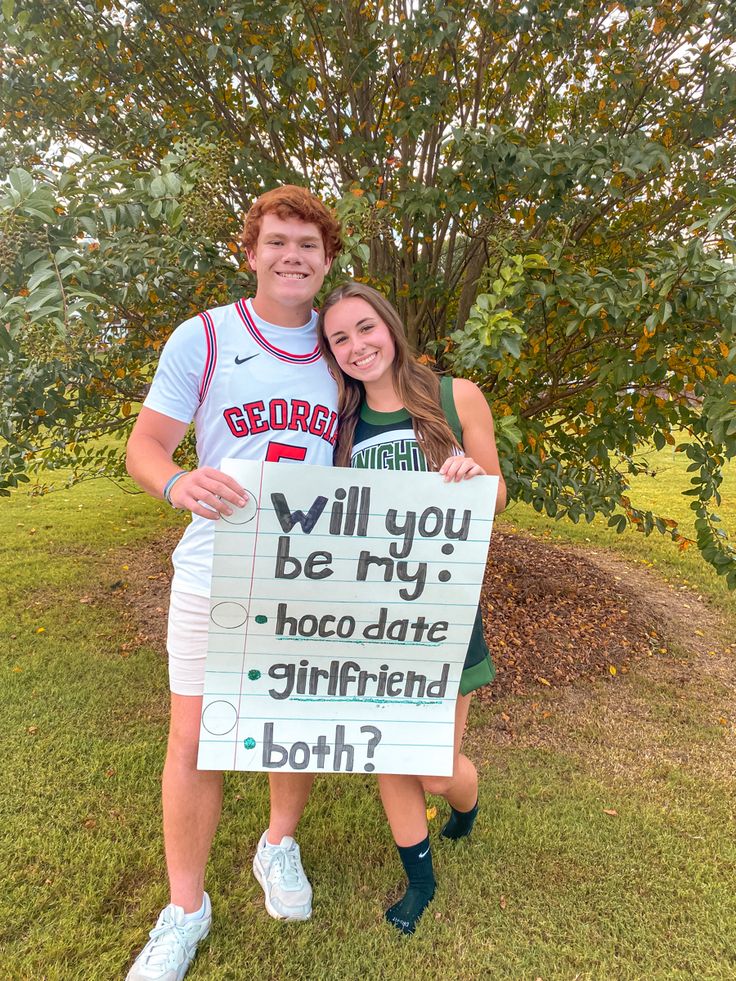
[353,351,378,368]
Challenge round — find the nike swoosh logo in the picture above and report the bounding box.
[235,354,259,365]
[418,847,430,858]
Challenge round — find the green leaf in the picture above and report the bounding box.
[7,168,33,199]
[24,287,59,313]
[27,266,57,291]
[150,176,166,198]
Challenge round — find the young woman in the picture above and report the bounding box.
[317,282,507,935]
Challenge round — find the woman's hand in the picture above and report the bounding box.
[169,466,248,519]
[438,455,486,482]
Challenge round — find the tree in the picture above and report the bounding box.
[2,0,736,584]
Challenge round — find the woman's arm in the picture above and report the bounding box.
[126,406,247,519]
[438,378,507,513]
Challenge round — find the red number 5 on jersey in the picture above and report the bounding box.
[265,440,308,463]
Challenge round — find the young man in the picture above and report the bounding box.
[125,186,342,980]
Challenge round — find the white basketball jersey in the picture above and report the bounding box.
[144,298,338,595]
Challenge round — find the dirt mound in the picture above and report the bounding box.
[480,531,655,698]
[110,526,659,696]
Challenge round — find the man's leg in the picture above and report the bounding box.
[267,772,315,841]
[252,772,316,921]
[163,693,224,911]
[127,694,220,980]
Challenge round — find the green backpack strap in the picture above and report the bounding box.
[439,375,464,447]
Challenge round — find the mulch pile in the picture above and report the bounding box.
[111,527,656,697]
[478,530,655,699]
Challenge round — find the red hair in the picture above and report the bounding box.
[241,185,342,258]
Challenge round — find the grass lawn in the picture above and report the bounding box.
[499,443,736,620]
[3,466,735,980]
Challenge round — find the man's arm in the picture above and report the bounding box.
[126,406,247,520]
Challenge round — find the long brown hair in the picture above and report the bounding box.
[317,282,461,469]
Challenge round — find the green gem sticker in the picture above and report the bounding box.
[255,615,268,624]
[248,669,261,680]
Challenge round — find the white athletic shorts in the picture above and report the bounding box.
[166,590,210,696]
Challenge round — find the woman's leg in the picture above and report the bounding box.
[420,693,479,838]
[377,773,436,934]
[377,774,427,847]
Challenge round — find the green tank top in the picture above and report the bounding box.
[349,375,495,694]
[350,375,462,469]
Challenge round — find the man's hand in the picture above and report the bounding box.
[169,467,248,519]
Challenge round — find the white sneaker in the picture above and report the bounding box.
[126,893,212,981]
[252,832,313,921]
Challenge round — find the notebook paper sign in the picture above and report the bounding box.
[197,460,497,776]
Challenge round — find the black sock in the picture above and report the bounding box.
[440,799,478,840]
[385,836,436,935]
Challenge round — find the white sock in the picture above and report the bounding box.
[182,896,207,921]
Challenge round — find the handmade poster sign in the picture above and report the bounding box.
[197,460,498,776]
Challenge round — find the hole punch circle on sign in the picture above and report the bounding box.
[210,601,249,629]
[220,488,258,525]
[201,700,238,736]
